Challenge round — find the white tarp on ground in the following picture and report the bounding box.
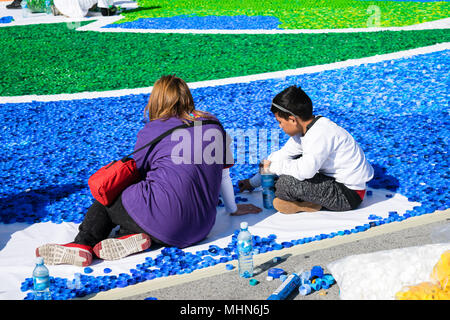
[0,187,419,300]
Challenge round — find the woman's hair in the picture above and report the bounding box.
[270,85,313,121]
[144,74,211,123]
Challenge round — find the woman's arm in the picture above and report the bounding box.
[220,168,238,214]
[221,168,262,215]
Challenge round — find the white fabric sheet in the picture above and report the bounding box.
[0,188,419,299]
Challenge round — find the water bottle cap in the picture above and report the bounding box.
[240,222,248,230]
[36,257,44,264]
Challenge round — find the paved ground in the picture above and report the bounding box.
[118,216,449,301]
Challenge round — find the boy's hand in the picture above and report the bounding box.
[238,179,254,193]
[231,204,262,216]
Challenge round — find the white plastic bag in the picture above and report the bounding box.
[327,243,450,300]
[431,223,450,244]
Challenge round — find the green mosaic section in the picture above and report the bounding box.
[1,23,449,96]
[119,0,450,29]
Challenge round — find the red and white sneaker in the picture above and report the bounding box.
[93,233,151,260]
[36,243,93,267]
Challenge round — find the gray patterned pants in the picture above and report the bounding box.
[274,173,362,211]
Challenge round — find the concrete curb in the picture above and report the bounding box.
[84,208,450,300]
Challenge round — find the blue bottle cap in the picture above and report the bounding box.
[299,284,312,296]
[311,281,322,291]
[84,267,93,274]
[310,266,324,278]
[272,256,281,263]
[249,278,259,286]
[225,264,234,270]
[322,274,335,285]
[268,268,286,279]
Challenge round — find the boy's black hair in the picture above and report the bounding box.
[270,85,313,121]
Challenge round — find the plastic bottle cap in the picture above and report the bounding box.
[249,279,259,286]
[36,257,44,264]
[240,222,248,230]
[310,265,324,278]
[84,267,93,274]
[272,257,281,263]
[300,270,311,283]
[299,284,312,296]
[268,268,286,279]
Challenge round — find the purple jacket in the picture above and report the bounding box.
[122,115,229,248]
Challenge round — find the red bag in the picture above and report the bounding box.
[88,158,141,206]
[88,119,223,206]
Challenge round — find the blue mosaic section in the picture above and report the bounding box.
[195,50,449,212]
[104,15,281,30]
[1,50,449,227]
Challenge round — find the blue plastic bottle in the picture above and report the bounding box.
[237,222,253,278]
[267,270,302,300]
[45,0,52,14]
[33,257,51,300]
[260,171,275,209]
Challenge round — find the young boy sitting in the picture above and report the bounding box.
[239,85,374,214]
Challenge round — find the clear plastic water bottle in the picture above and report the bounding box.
[45,0,52,15]
[33,257,51,300]
[260,168,275,209]
[237,222,253,278]
[21,0,30,18]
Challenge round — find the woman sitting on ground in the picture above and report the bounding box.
[36,75,260,266]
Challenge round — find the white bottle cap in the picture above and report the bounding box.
[240,222,248,230]
[36,257,44,264]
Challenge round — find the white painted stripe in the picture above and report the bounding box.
[76,16,450,34]
[1,42,448,104]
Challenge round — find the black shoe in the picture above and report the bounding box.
[88,4,99,12]
[6,0,22,9]
[100,6,117,16]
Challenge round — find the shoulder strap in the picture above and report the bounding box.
[123,119,223,160]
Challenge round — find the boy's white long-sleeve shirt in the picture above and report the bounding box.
[251,116,374,190]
